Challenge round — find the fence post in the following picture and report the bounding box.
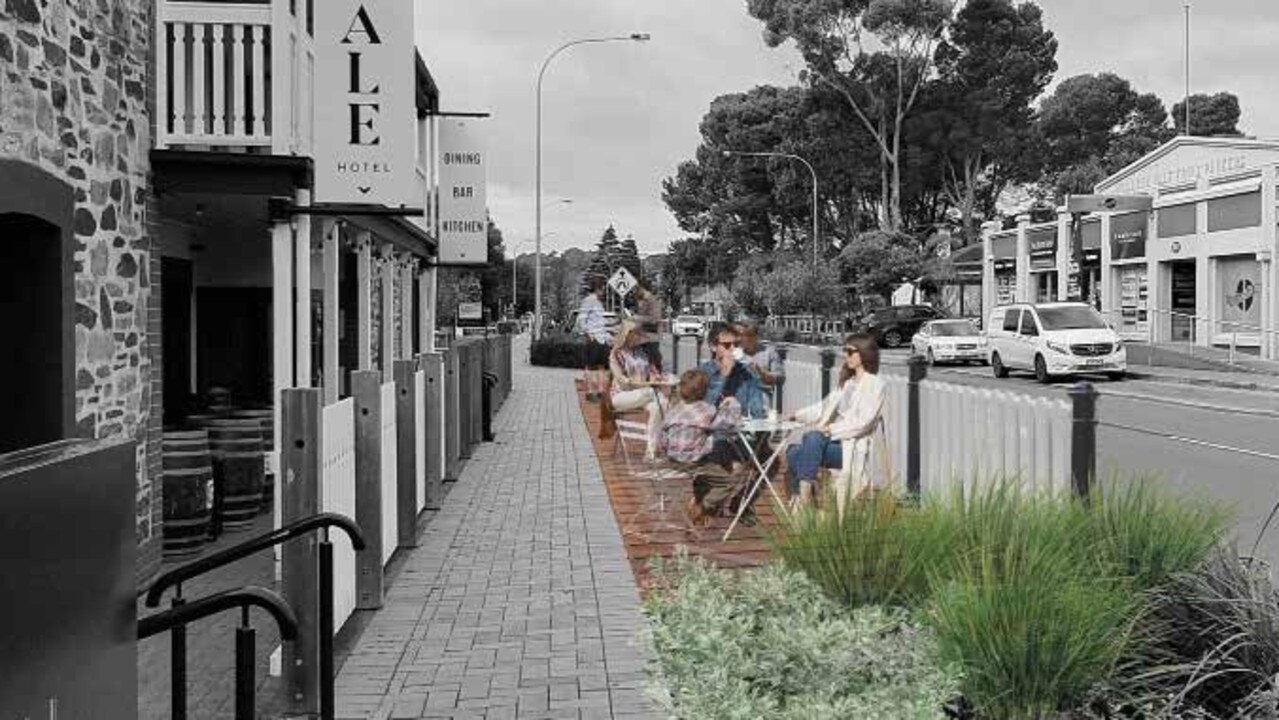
[444,345,461,481]
[1069,382,1098,501]
[670,333,680,375]
[351,371,384,609]
[393,360,419,550]
[820,348,836,398]
[907,356,927,498]
[280,388,322,717]
[421,352,445,509]
[774,345,788,413]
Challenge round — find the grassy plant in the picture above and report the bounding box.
[643,552,960,719]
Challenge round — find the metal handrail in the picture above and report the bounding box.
[145,511,366,607]
[138,586,297,720]
[137,586,298,641]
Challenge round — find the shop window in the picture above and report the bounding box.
[1157,204,1196,238]
[1207,191,1261,232]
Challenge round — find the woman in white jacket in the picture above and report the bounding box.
[785,333,888,512]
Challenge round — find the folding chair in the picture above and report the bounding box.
[611,411,701,542]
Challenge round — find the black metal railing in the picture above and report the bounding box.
[141,512,366,720]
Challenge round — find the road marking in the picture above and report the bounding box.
[1099,421,1279,463]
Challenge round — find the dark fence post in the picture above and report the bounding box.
[820,348,836,398]
[1069,382,1099,500]
[421,353,444,509]
[907,356,927,497]
[351,371,384,610]
[393,360,419,550]
[281,388,322,717]
[774,345,788,413]
[670,333,680,375]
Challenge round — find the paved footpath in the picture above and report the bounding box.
[334,359,663,720]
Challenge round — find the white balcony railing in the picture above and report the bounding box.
[156,0,313,154]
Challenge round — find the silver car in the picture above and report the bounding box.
[912,319,988,365]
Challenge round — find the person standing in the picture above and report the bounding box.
[785,333,889,513]
[634,285,666,372]
[575,275,613,401]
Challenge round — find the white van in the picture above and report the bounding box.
[986,303,1126,383]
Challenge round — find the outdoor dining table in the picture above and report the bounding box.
[722,417,805,542]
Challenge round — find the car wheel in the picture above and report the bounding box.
[1034,354,1051,384]
[1107,371,1126,382]
[926,348,936,366]
[991,352,1009,379]
[883,330,903,348]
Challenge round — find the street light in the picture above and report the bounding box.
[535,33,651,340]
[512,230,559,314]
[517,199,571,316]
[722,149,819,266]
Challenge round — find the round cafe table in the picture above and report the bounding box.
[722,418,804,541]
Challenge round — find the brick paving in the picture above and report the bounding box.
[334,360,663,720]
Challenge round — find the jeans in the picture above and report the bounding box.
[785,430,842,494]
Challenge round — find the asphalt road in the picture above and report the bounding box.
[880,349,1279,568]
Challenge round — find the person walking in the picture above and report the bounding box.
[785,333,889,514]
[602,320,669,459]
[634,285,666,372]
[574,275,613,401]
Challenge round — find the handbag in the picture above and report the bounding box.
[598,393,617,440]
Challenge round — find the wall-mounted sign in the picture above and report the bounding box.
[437,118,488,265]
[315,0,417,206]
[457,302,483,321]
[1109,213,1148,261]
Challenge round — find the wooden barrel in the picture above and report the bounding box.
[231,409,274,514]
[206,420,264,532]
[161,430,212,557]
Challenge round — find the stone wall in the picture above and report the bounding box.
[0,0,159,581]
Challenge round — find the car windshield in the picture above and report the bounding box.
[930,321,978,337]
[1036,306,1107,330]
[676,316,699,323]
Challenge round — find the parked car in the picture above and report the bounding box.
[912,319,988,365]
[986,302,1127,383]
[859,305,946,348]
[672,315,707,337]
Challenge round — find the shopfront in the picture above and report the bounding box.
[1027,226,1058,303]
[1069,218,1102,308]
[1108,212,1150,340]
[991,232,1018,306]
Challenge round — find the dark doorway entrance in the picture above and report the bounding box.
[197,288,272,406]
[1170,260,1197,342]
[0,214,66,453]
[162,257,193,425]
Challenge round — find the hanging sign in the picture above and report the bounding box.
[437,117,488,265]
[315,0,417,206]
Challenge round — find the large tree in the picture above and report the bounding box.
[748,0,954,232]
[1171,92,1243,136]
[928,0,1057,243]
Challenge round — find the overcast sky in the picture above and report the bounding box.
[415,0,1279,257]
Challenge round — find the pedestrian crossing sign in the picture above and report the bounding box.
[608,267,638,298]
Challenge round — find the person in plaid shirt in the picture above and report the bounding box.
[658,369,750,523]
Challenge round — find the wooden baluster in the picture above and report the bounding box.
[211,24,226,137]
[231,24,246,138]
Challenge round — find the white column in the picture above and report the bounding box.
[271,217,294,532]
[1261,165,1277,360]
[418,265,431,354]
[1195,199,1210,347]
[1099,213,1114,321]
[1015,214,1031,303]
[357,232,373,370]
[981,221,998,322]
[322,219,341,404]
[1056,209,1072,301]
[294,187,312,387]
[424,265,438,353]
[381,247,395,379]
[400,257,414,357]
[269,0,293,154]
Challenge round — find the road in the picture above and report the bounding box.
[881,349,1279,568]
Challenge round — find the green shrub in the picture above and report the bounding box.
[529,333,585,368]
[643,553,960,719]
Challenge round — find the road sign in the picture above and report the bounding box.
[1066,194,1154,214]
[608,267,638,298]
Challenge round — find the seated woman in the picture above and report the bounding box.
[602,319,670,459]
[657,369,747,524]
[785,333,889,513]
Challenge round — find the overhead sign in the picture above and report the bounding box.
[457,302,483,321]
[608,267,638,298]
[314,0,417,206]
[1110,213,1149,261]
[1066,194,1153,214]
[437,118,488,265]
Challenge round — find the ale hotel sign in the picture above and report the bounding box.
[315,0,416,207]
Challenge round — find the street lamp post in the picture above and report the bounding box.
[722,149,819,266]
[512,230,558,314]
[535,33,650,340]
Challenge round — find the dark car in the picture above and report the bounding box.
[859,305,946,348]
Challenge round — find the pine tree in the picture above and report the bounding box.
[580,225,621,296]
[618,234,643,284]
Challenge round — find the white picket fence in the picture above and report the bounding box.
[782,346,1072,494]
[379,382,398,566]
[320,398,357,632]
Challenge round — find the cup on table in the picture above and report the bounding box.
[767,409,778,424]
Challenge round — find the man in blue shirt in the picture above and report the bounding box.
[699,324,767,420]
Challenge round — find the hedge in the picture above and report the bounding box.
[530,334,586,368]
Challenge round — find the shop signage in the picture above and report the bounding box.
[458,302,483,321]
[1111,154,1250,195]
[1109,213,1148,261]
[314,0,417,206]
[437,117,489,266]
[1030,255,1057,271]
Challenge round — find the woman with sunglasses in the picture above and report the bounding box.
[603,319,670,459]
[784,333,888,512]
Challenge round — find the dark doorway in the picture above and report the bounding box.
[161,257,193,425]
[339,251,358,397]
[197,287,272,407]
[0,214,66,453]
[1170,260,1197,342]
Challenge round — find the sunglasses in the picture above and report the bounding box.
[843,346,860,356]
[717,340,739,348]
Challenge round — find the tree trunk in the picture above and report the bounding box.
[879,113,891,230]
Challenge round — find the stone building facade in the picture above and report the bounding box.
[1,0,162,582]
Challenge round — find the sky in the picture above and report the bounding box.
[414,0,1279,258]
